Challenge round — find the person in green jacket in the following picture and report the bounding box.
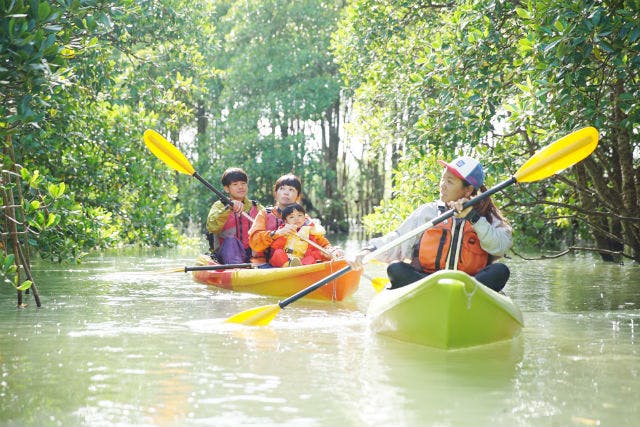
[206,168,264,264]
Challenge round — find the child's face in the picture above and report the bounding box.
[224,180,248,201]
[285,210,306,228]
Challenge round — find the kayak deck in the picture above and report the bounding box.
[367,270,524,349]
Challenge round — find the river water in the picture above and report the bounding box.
[1,238,638,427]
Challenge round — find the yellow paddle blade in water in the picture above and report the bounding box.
[143,129,196,176]
[515,127,599,183]
[371,277,390,293]
[225,304,281,326]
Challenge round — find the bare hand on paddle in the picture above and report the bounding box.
[449,197,474,218]
[328,246,345,259]
[346,249,370,270]
[272,223,298,238]
[229,200,244,213]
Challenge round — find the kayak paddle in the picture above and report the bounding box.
[159,263,255,274]
[371,277,390,293]
[143,129,238,210]
[225,126,599,326]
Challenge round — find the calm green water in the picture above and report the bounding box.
[1,240,639,427]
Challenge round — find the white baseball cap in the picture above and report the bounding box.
[437,156,485,189]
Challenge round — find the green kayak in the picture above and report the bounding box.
[367,270,524,349]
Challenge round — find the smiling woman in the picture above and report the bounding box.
[350,126,598,275]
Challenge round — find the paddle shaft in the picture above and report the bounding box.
[278,176,517,309]
[193,172,235,208]
[184,263,253,272]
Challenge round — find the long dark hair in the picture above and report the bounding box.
[465,183,508,225]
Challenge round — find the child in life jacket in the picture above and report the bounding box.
[269,203,331,267]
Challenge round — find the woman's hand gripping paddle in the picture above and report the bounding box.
[225,126,599,326]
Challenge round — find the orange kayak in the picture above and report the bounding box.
[191,255,361,301]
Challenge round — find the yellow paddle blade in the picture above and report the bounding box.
[143,129,196,176]
[371,277,390,293]
[225,304,281,326]
[515,127,599,183]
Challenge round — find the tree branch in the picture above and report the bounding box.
[511,246,635,262]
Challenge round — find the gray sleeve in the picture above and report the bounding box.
[367,202,440,263]
[472,215,513,256]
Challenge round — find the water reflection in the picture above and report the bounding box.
[356,335,524,426]
[505,254,640,313]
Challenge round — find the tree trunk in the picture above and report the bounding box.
[2,135,41,307]
[610,81,640,260]
[321,100,346,231]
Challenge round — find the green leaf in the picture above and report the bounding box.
[3,254,15,270]
[48,182,65,198]
[29,170,40,187]
[598,40,615,53]
[515,8,531,20]
[590,8,602,26]
[553,20,564,32]
[43,24,63,33]
[38,2,52,21]
[16,280,33,291]
[46,213,57,228]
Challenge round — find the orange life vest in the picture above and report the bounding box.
[250,207,285,262]
[412,214,489,276]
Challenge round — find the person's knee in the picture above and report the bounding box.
[386,261,406,277]
[494,263,510,281]
[386,262,425,289]
[476,263,510,292]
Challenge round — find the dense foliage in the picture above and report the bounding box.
[1,0,639,303]
[333,0,640,262]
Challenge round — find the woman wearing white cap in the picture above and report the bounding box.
[348,156,512,292]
